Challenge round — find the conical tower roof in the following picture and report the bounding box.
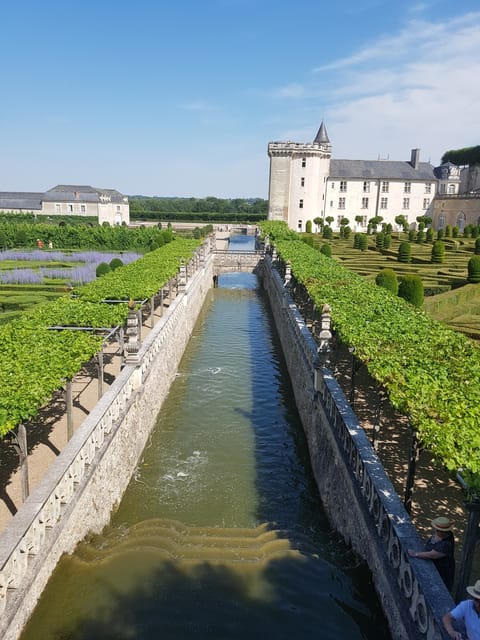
[314,121,330,144]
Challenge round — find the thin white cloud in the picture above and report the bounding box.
[313,12,480,73]
[300,10,480,165]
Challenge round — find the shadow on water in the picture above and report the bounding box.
[20,237,391,640]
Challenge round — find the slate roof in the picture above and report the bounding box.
[0,192,43,210]
[314,121,330,145]
[43,185,126,203]
[330,159,436,181]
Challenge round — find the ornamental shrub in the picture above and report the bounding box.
[467,256,480,283]
[109,258,124,270]
[398,274,424,307]
[323,226,333,239]
[416,229,425,244]
[437,228,445,240]
[96,262,111,277]
[353,233,360,249]
[408,230,415,241]
[305,220,312,234]
[445,225,452,237]
[452,226,459,238]
[398,241,412,263]
[431,240,446,263]
[375,268,398,295]
[475,238,480,255]
[320,243,332,257]
[383,234,392,249]
[375,232,385,250]
[426,228,435,243]
[358,233,368,251]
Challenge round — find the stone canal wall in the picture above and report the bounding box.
[261,254,453,640]
[0,248,214,640]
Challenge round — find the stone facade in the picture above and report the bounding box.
[0,184,130,225]
[267,124,465,233]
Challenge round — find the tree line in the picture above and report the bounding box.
[129,196,268,221]
[441,145,480,166]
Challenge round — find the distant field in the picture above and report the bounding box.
[312,232,480,338]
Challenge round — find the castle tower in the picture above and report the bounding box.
[267,122,331,231]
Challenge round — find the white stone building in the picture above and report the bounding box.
[267,122,451,232]
[0,185,130,225]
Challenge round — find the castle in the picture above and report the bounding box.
[267,122,479,232]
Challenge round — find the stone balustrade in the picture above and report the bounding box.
[262,255,452,640]
[0,242,213,640]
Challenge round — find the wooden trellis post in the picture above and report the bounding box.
[11,423,29,502]
[404,424,420,515]
[66,379,74,440]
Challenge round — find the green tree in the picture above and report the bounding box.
[320,243,332,257]
[431,241,446,263]
[313,217,323,232]
[395,215,408,234]
[375,268,398,295]
[467,256,480,283]
[96,262,111,277]
[359,233,368,251]
[398,241,412,263]
[398,275,424,307]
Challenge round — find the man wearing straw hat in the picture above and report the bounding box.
[442,579,480,639]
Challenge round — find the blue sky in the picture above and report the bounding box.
[1,0,479,198]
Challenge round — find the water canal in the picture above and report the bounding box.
[21,237,391,640]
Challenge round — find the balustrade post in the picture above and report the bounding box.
[124,301,141,366]
[178,259,187,293]
[284,260,292,289]
[150,294,155,328]
[314,304,332,391]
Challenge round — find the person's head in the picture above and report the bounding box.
[466,580,480,609]
[431,516,453,538]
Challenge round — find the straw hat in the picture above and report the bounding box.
[431,516,454,532]
[467,580,480,599]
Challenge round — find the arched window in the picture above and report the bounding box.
[438,213,446,229]
[456,211,466,232]
[448,184,456,194]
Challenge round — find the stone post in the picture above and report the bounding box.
[284,260,292,288]
[178,259,187,293]
[314,304,332,391]
[124,300,141,365]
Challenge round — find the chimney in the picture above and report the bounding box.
[410,148,420,169]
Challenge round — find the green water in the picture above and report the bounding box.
[21,268,391,640]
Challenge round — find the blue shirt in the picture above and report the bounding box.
[450,600,480,640]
